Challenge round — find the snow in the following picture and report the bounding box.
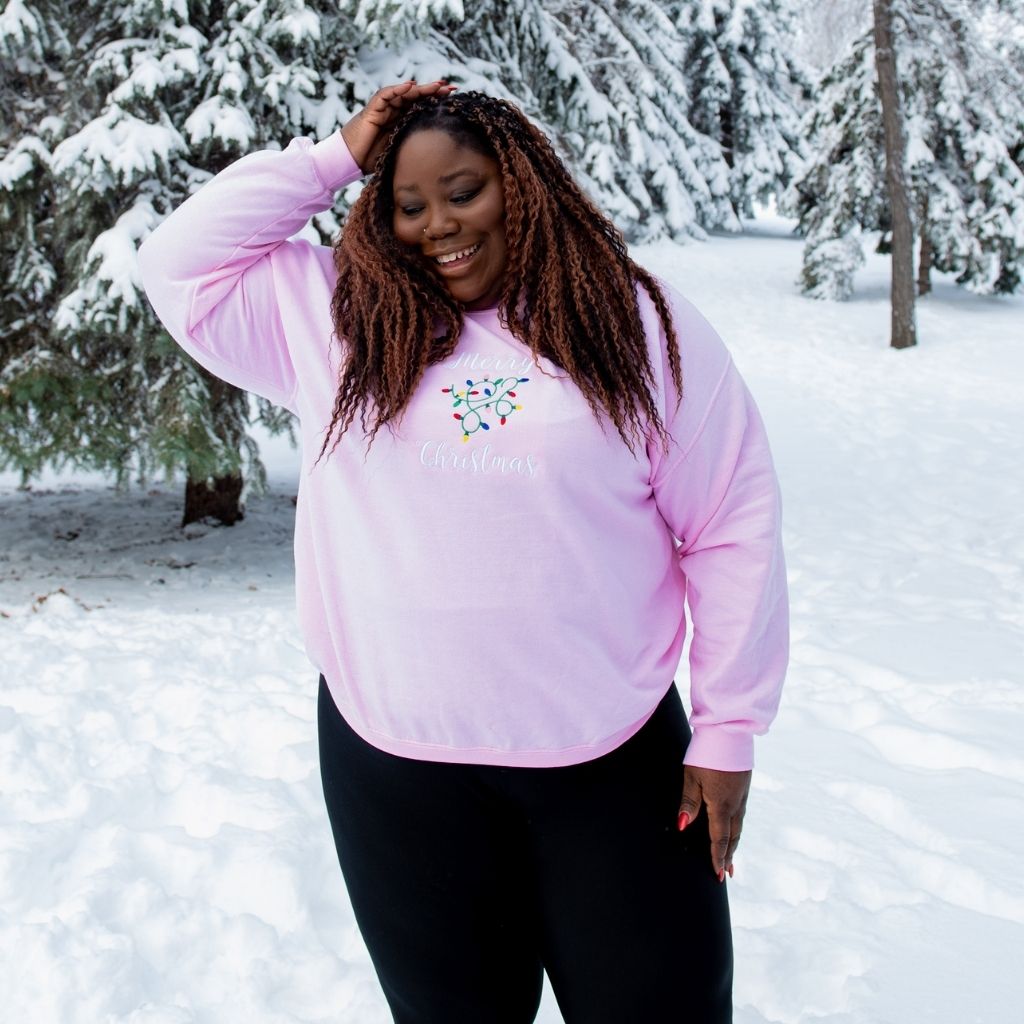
[273,9,323,46]
[2,217,1023,1022]
[0,134,49,189]
[184,97,256,149]
[54,200,160,330]
[354,0,466,42]
[0,0,39,49]
[51,107,186,190]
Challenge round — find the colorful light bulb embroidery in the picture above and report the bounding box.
[441,376,529,442]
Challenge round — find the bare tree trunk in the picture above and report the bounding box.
[873,0,917,349]
[918,193,933,296]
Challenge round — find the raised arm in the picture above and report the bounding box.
[137,80,456,409]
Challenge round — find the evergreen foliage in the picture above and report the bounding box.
[1,0,814,499]
[439,0,737,238]
[792,0,1024,300]
[675,0,811,217]
[0,0,337,495]
[801,234,866,301]
[0,1,72,479]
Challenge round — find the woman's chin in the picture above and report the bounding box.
[457,279,506,310]
[450,284,495,309]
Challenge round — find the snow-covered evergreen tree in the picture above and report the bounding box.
[461,0,745,238]
[674,0,811,217]
[790,29,882,299]
[348,0,465,45]
[67,0,344,519]
[1,0,357,517]
[0,0,75,480]
[792,0,1024,300]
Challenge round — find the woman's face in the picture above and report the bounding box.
[391,128,508,310]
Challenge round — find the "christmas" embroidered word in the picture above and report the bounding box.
[441,376,529,441]
[419,440,539,477]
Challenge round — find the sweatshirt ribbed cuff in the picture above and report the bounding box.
[682,726,754,772]
[310,132,363,191]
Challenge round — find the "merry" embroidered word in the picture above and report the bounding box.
[444,352,535,374]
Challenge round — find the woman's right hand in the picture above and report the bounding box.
[341,80,457,174]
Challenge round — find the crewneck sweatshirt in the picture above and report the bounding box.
[138,132,789,771]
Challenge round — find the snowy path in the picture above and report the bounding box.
[2,224,1023,1022]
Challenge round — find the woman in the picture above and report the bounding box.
[139,79,788,1023]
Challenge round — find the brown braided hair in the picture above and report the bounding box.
[318,91,683,463]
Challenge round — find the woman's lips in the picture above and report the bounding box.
[432,241,483,276]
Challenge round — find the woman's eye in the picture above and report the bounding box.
[452,190,480,204]
[400,206,423,217]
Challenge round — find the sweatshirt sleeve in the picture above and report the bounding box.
[648,287,789,772]
[137,132,364,411]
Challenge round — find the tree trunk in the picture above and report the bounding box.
[180,372,248,527]
[183,470,244,527]
[873,0,917,349]
[918,193,933,296]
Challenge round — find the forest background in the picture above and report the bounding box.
[3,0,1021,519]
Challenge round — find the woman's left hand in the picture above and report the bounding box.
[677,766,753,881]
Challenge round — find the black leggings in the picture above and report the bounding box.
[318,677,732,1024]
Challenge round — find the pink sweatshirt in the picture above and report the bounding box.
[138,132,788,770]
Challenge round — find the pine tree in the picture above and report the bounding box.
[0,1,76,481]
[477,0,745,238]
[675,0,811,217]
[916,8,1024,295]
[792,0,1024,302]
[348,0,465,44]
[1,0,356,521]
[788,29,880,299]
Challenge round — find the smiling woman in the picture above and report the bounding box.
[137,79,789,1024]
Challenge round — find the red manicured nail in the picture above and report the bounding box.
[677,811,689,831]
[727,864,734,878]
[717,869,725,883]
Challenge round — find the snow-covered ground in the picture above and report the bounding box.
[2,221,1022,1022]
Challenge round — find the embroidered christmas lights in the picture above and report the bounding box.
[441,375,529,441]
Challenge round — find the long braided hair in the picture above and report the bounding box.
[318,91,683,462]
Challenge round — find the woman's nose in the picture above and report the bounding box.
[423,212,458,240]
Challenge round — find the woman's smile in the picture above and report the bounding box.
[430,240,481,266]
[430,241,483,272]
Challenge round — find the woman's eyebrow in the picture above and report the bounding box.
[438,168,483,184]
[394,169,483,194]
